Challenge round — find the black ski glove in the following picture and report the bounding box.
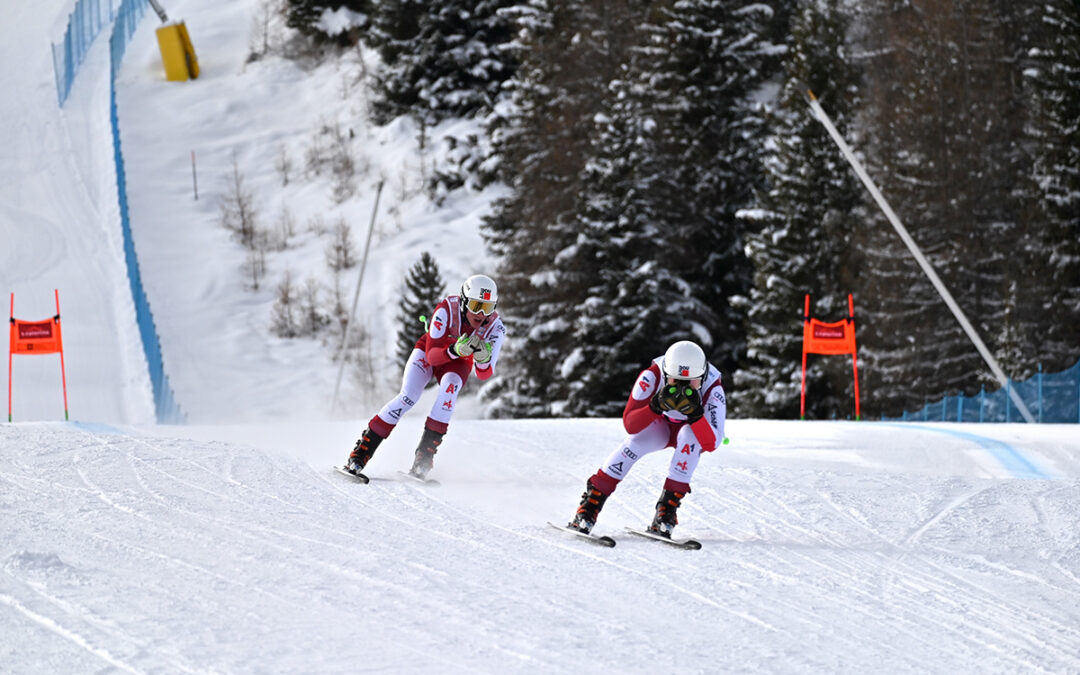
[650,383,687,414]
[675,388,704,423]
[648,387,666,414]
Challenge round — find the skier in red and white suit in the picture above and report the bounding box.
[569,340,726,537]
[342,274,506,480]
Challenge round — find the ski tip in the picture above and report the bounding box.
[623,526,701,549]
[548,521,616,547]
[396,470,440,486]
[335,466,370,483]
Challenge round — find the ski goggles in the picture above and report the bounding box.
[665,377,702,392]
[464,298,497,316]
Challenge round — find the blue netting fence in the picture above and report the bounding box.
[51,0,122,106]
[109,0,185,423]
[52,0,184,422]
[882,359,1080,424]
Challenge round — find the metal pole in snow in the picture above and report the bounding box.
[191,151,198,201]
[802,88,1036,424]
[330,180,384,417]
[55,290,69,421]
[8,293,12,422]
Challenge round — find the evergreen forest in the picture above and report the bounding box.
[286,0,1080,420]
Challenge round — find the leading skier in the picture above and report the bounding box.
[567,340,727,537]
[341,274,507,480]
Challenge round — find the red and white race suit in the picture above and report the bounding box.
[592,356,727,494]
[369,295,506,437]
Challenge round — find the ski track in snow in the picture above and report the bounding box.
[2,422,1080,672]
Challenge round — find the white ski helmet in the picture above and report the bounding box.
[461,274,498,315]
[663,340,707,381]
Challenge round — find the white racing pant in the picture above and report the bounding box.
[375,348,465,430]
[599,418,706,485]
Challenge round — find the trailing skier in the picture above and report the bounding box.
[342,274,507,480]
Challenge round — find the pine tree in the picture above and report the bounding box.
[739,0,864,419]
[559,0,784,416]
[482,0,653,417]
[854,0,1042,416]
[560,71,702,416]
[285,0,371,43]
[637,0,783,383]
[1026,0,1080,373]
[395,252,446,369]
[368,0,518,126]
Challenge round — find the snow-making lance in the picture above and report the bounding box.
[802,87,1036,423]
[147,0,169,23]
[330,180,385,417]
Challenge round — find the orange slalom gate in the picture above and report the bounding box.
[8,290,69,421]
[801,294,861,420]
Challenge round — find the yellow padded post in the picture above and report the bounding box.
[155,21,199,81]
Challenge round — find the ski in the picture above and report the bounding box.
[335,466,370,484]
[623,527,702,550]
[396,470,441,487]
[547,521,616,548]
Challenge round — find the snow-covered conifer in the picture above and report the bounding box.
[395,252,446,369]
[738,0,863,419]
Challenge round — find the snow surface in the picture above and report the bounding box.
[3,420,1080,673]
[3,1,1080,672]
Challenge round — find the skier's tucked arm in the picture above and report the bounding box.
[623,368,662,434]
[691,383,725,453]
[474,322,505,381]
[423,305,459,367]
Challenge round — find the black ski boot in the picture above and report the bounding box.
[647,488,685,538]
[344,428,383,475]
[409,427,444,480]
[569,480,609,534]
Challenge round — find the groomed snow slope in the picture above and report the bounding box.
[2,419,1079,673]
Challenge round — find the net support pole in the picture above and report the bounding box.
[55,290,69,421]
[800,294,810,420]
[849,294,861,420]
[8,293,13,422]
[803,88,1035,424]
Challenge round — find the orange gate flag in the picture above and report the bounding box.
[801,294,861,420]
[8,290,69,422]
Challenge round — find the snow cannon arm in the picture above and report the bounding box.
[147,0,168,22]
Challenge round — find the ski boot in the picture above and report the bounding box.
[408,427,444,480]
[344,428,383,476]
[647,488,685,538]
[568,480,609,534]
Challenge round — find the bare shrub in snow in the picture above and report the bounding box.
[243,236,269,291]
[330,123,358,203]
[270,205,295,251]
[325,217,356,272]
[271,270,299,337]
[275,144,292,186]
[220,158,260,250]
[300,276,330,336]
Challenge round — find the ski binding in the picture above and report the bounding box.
[623,526,702,549]
[548,521,616,548]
